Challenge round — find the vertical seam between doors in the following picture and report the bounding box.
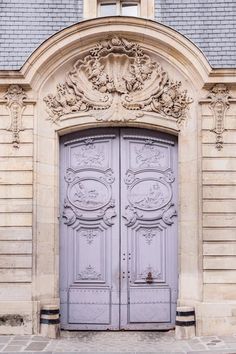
[118,128,121,329]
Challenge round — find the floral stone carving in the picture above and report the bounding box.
[4,85,27,148]
[208,84,231,150]
[44,36,192,124]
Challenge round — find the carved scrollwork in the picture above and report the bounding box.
[63,169,116,227]
[44,36,192,124]
[208,84,231,150]
[139,265,161,280]
[62,204,77,226]
[164,169,175,183]
[4,84,27,148]
[124,169,136,185]
[135,141,165,168]
[77,265,102,280]
[104,168,115,184]
[142,228,157,245]
[82,229,98,245]
[162,203,177,225]
[65,169,76,183]
[72,139,105,168]
[123,204,143,227]
[98,199,117,226]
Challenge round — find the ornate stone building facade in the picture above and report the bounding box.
[0,0,236,336]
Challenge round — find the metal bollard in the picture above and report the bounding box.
[175,306,196,339]
[40,305,60,339]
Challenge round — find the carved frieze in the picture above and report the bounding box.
[44,36,192,124]
[4,85,27,148]
[208,84,231,150]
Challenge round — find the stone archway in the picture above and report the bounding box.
[26,17,208,335]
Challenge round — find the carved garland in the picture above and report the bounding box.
[44,37,193,125]
[4,85,27,148]
[208,84,231,151]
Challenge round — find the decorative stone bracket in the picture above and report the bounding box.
[44,36,193,126]
[207,84,231,151]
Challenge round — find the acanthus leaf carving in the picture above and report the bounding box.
[44,36,193,125]
[4,85,27,148]
[208,84,231,151]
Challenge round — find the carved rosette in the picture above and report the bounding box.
[4,85,27,148]
[208,84,231,150]
[44,36,192,125]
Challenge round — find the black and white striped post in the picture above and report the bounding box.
[175,306,196,339]
[40,305,60,338]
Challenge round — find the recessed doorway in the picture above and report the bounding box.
[60,128,178,330]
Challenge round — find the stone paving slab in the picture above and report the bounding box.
[0,331,236,353]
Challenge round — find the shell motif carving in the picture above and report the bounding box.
[44,37,192,124]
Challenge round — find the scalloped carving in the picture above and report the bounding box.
[44,36,192,124]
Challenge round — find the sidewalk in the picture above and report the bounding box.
[0,331,236,353]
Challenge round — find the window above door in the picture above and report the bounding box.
[98,1,140,17]
[83,0,154,19]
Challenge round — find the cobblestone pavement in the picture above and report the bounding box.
[0,331,236,353]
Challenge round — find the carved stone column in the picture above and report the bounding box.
[4,84,27,148]
[208,84,231,151]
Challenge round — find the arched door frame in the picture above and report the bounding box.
[27,17,207,333]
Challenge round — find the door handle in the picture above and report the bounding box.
[146,271,153,284]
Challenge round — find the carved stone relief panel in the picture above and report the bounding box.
[44,37,193,125]
[4,84,27,148]
[208,84,231,150]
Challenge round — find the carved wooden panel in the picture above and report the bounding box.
[129,288,171,323]
[60,130,120,330]
[120,129,178,330]
[60,128,178,330]
[68,289,110,324]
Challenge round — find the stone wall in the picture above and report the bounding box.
[0,17,235,336]
[0,86,36,334]
[197,85,236,334]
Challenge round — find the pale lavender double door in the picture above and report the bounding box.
[60,128,178,330]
